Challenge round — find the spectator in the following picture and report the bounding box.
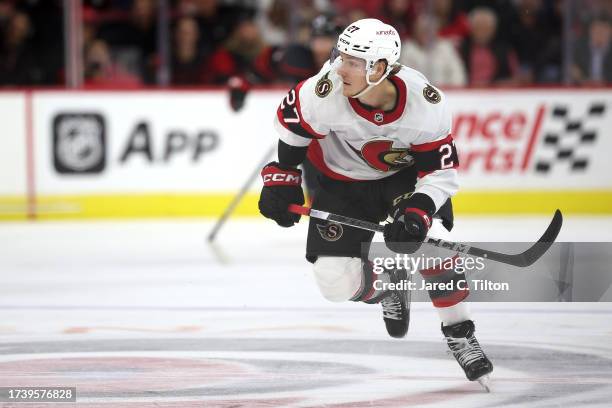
[401,14,466,86]
[203,13,276,84]
[0,0,14,25]
[286,0,330,46]
[278,14,343,84]
[171,16,205,85]
[459,7,520,86]
[379,0,418,40]
[432,0,470,46]
[572,0,612,31]
[332,0,392,21]
[257,0,291,46]
[83,39,143,88]
[0,11,43,85]
[345,8,368,24]
[83,0,120,11]
[19,0,64,84]
[175,0,200,16]
[98,0,158,82]
[510,0,562,83]
[99,0,157,54]
[310,15,342,69]
[571,14,612,85]
[256,0,328,46]
[461,0,520,46]
[189,0,241,56]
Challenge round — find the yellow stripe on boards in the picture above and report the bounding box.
[32,193,262,220]
[0,196,31,220]
[453,190,612,215]
[0,190,611,220]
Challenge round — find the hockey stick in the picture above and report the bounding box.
[207,144,275,243]
[289,204,563,267]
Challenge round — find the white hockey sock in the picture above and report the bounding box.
[436,301,471,326]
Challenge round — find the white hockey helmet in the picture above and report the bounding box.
[335,18,401,96]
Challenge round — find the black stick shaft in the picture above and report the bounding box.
[290,205,562,268]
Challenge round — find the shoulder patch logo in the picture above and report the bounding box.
[423,84,441,104]
[315,75,333,98]
[316,222,343,241]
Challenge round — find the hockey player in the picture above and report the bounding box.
[258,18,493,388]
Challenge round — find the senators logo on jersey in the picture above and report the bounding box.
[346,139,414,172]
[315,74,333,98]
[423,84,441,104]
[316,222,344,241]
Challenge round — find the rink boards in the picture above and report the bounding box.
[0,89,610,220]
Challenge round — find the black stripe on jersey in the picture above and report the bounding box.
[410,136,459,176]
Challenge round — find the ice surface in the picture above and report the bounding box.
[0,216,611,407]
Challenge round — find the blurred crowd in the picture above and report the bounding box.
[0,0,610,88]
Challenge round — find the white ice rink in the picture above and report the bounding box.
[1,215,612,407]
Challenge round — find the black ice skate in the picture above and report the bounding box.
[442,320,493,391]
[380,268,411,338]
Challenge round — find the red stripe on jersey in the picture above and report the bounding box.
[307,139,359,181]
[348,75,407,126]
[411,134,454,152]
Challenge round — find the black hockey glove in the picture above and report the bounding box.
[259,162,305,227]
[384,193,434,254]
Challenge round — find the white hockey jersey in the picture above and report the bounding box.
[273,63,459,211]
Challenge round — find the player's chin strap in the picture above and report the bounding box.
[351,63,394,99]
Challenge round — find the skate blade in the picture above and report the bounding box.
[477,374,491,392]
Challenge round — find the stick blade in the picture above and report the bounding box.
[515,209,563,267]
[472,209,563,267]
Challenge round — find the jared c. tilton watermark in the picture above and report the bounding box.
[371,253,510,292]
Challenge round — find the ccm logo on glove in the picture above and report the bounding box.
[261,166,302,186]
[262,172,301,185]
[259,162,305,228]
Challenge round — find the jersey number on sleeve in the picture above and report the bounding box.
[439,143,455,169]
[411,137,459,176]
[280,89,300,124]
[276,84,325,140]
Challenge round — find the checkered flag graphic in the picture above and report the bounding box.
[534,103,606,173]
